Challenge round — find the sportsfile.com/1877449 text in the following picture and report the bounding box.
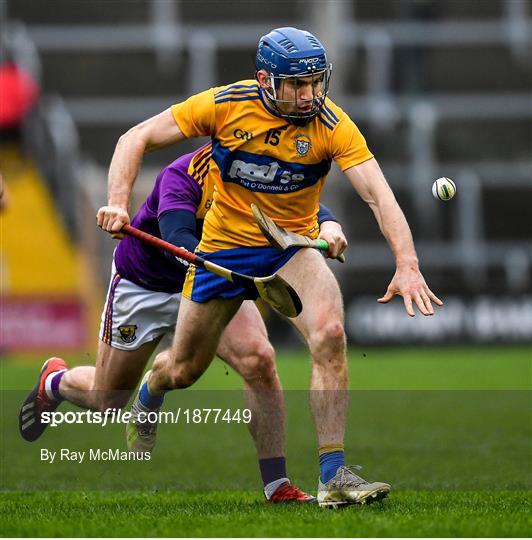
[40,408,252,427]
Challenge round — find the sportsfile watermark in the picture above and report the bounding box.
[41,407,252,427]
[3,390,530,492]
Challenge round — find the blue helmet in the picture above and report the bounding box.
[255,27,332,125]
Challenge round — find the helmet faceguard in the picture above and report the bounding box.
[260,66,332,126]
[255,27,333,126]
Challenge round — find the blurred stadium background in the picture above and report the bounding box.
[1,0,531,355]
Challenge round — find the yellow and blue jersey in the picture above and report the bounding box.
[171,79,373,252]
[186,142,215,220]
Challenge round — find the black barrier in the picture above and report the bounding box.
[346,296,532,344]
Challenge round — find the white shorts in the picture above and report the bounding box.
[99,261,182,351]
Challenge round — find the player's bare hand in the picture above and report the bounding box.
[318,220,348,259]
[378,265,443,317]
[96,205,130,239]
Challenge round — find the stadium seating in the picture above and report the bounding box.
[3,0,530,344]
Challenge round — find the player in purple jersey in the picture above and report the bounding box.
[19,144,347,503]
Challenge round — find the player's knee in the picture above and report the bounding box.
[150,351,204,390]
[309,319,346,358]
[95,392,129,413]
[168,361,206,389]
[237,341,277,386]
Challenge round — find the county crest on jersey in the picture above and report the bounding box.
[171,79,373,252]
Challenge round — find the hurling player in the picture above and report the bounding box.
[98,27,442,507]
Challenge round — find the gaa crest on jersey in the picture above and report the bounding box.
[118,325,137,343]
[294,135,312,157]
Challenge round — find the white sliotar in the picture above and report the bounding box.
[432,177,457,201]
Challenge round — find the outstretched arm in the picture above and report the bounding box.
[97,108,185,237]
[344,157,443,316]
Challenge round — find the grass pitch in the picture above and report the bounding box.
[2,491,530,537]
[1,346,531,537]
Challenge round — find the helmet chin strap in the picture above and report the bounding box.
[288,116,314,127]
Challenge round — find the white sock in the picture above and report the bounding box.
[264,477,289,499]
[44,370,66,400]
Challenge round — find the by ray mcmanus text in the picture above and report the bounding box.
[40,447,151,463]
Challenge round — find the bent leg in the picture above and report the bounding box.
[216,300,285,459]
[149,296,243,392]
[278,249,348,448]
[60,262,180,412]
[59,338,160,411]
